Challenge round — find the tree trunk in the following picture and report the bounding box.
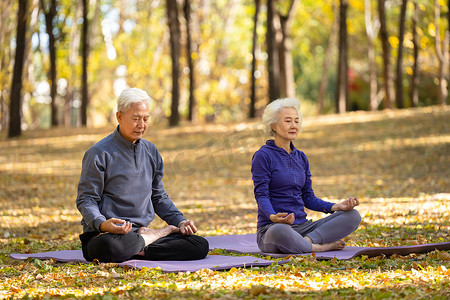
[41,0,58,126]
[410,2,419,107]
[435,0,449,106]
[88,0,100,51]
[249,0,260,118]
[318,3,338,114]
[64,0,82,127]
[395,0,408,109]
[184,0,196,122]
[167,0,181,126]
[277,0,300,99]
[8,0,29,138]
[377,0,394,109]
[23,0,40,124]
[336,0,348,114]
[0,52,7,130]
[81,0,89,126]
[365,0,380,111]
[266,0,280,102]
[1,0,15,130]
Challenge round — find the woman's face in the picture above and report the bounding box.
[271,107,300,141]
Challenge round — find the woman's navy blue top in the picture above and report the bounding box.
[251,140,334,228]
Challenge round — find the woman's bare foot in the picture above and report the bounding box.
[136,225,180,255]
[311,240,345,252]
[304,236,345,252]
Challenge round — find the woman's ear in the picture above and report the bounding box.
[270,123,276,134]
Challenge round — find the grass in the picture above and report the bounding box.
[0,106,449,299]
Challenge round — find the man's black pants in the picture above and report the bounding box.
[80,231,209,263]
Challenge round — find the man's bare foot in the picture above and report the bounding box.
[137,225,179,236]
[311,240,345,252]
[136,225,180,255]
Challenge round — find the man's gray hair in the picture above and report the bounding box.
[117,88,152,112]
[262,98,302,136]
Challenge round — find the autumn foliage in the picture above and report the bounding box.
[0,106,449,299]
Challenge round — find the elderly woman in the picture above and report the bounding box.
[251,98,361,254]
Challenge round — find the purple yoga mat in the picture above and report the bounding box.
[205,234,450,260]
[9,251,281,273]
[10,235,450,272]
[121,255,282,272]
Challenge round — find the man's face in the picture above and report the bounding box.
[116,101,150,143]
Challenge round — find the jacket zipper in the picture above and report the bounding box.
[133,144,138,170]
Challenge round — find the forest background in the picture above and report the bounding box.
[1,0,450,298]
[1,0,450,136]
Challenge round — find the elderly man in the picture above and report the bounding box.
[76,88,209,263]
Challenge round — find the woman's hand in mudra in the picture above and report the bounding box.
[331,197,360,212]
[270,212,295,224]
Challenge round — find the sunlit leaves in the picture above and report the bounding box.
[0,107,449,298]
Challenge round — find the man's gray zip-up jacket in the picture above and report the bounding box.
[76,126,185,233]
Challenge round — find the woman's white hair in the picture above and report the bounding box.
[117,88,152,112]
[262,98,302,136]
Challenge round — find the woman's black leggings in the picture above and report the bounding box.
[80,231,209,263]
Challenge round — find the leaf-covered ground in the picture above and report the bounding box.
[0,106,449,299]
